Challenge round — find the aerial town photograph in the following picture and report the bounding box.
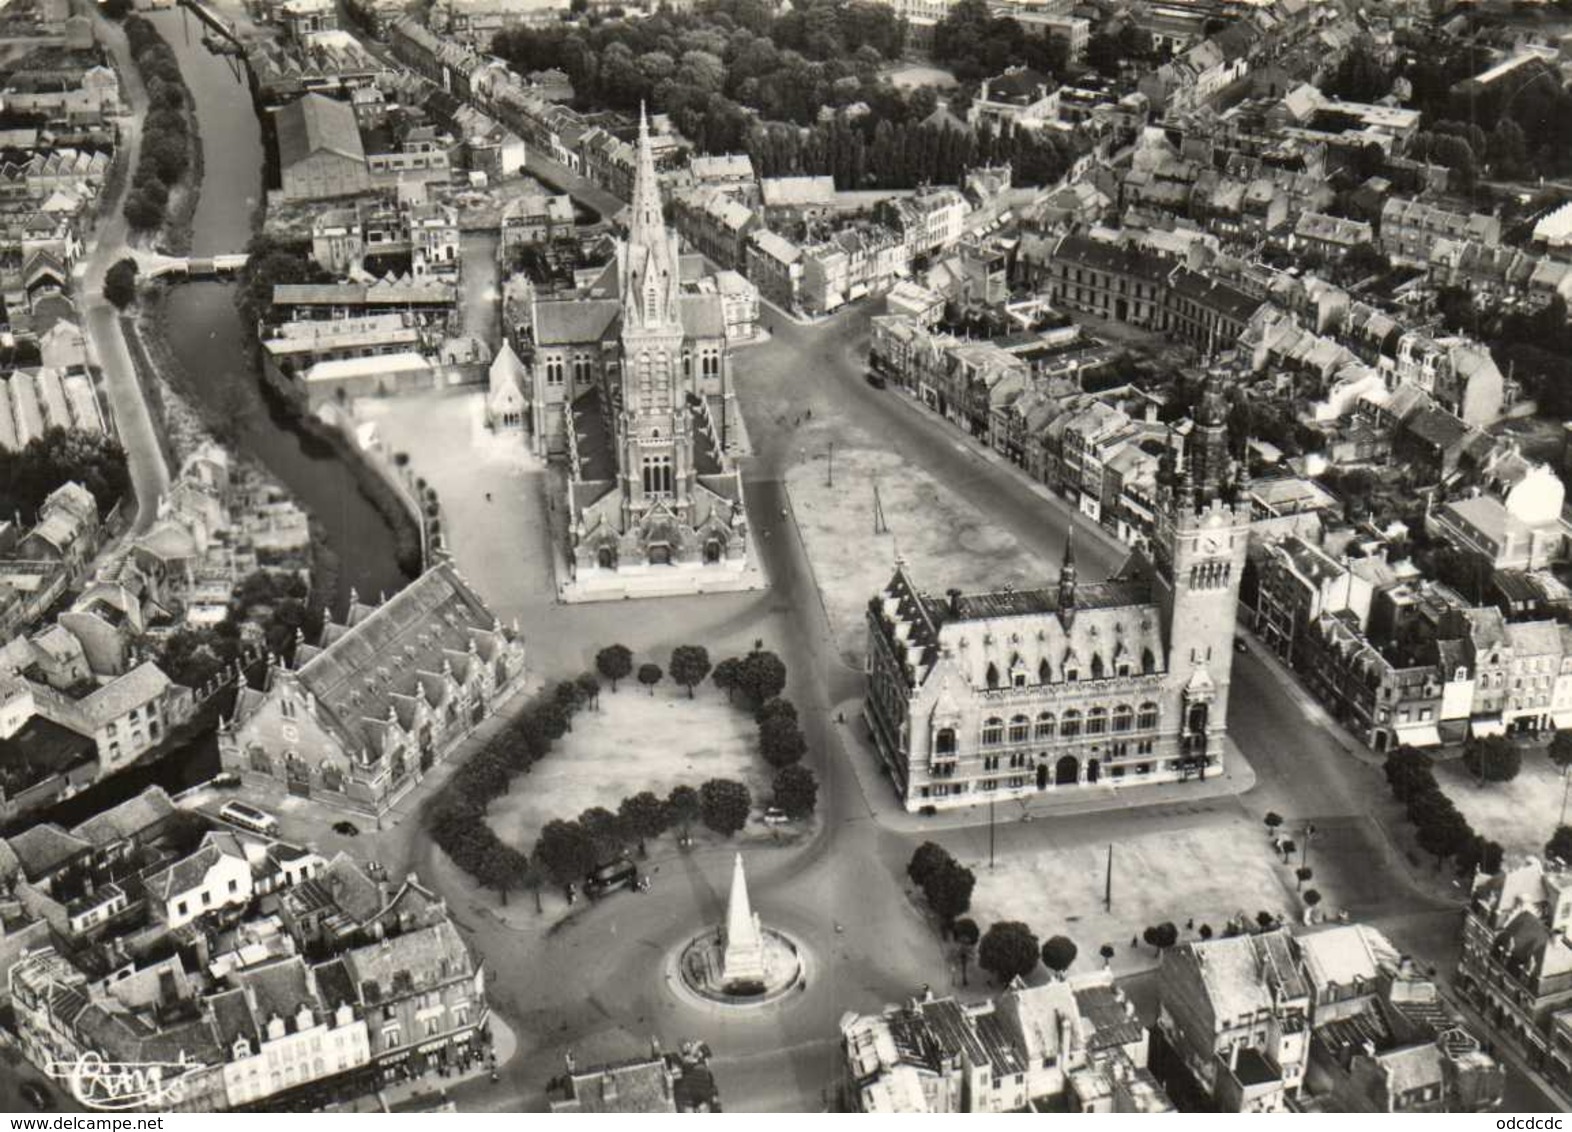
[0,0,1570,1115]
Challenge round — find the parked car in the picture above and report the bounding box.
[332,820,359,837]
[220,800,279,836]
[761,807,791,825]
[865,371,887,389]
[584,857,638,898]
[1234,637,1249,654]
[211,772,241,789]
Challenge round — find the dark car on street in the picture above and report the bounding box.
[584,857,638,898]
[865,371,887,389]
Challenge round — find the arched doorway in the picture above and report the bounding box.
[1036,763,1048,791]
[648,544,671,566]
[1055,755,1079,786]
[1087,759,1099,783]
[597,546,616,570]
[703,539,721,564]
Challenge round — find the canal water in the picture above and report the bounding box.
[17,11,418,820]
[146,7,409,606]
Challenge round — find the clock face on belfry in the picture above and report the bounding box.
[1201,535,1221,554]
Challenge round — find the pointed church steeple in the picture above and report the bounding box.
[629,104,665,250]
[622,103,679,332]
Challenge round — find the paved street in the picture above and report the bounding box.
[77,2,171,533]
[371,299,1559,1112]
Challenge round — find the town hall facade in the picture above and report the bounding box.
[864,375,1250,810]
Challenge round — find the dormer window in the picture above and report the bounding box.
[986,662,1000,690]
[266,1015,286,1041]
[233,1038,253,1060]
[1038,658,1052,683]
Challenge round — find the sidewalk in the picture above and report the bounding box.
[380,1013,520,1113]
[1236,629,1383,768]
[829,695,1257,835]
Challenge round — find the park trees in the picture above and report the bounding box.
[712,656,745,702]
[475,846,530,904]
[1548,825,1572,864]
[906,842,974,924]
[1142,923,1179,954]
[104,258,139,310]
[758,713,807,767]
[669,645,712,697]
[736,649,788,706]
[619,791,669,856]
[575,671,601,710]
[1463,735,1521,784]
[1041,935,1077,977]
[578,806,625,861]
[772,764,819,818]
[908,842,951,887]
[979,921,1040,983]
[1552,729,1572,775]
[700,777,751,836]
[668,784,701,839]
[637,662,664,695]
[534,819,597,888]
[596,644,634,691]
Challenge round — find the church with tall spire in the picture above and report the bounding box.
[511,108,756,601]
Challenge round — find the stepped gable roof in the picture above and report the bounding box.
[273,93,366,168]
[294,562,507,756]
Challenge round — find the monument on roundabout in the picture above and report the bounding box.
[675,854,806,1005]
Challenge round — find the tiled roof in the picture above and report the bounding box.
[76,662,172,727]
[287,562,508,759]
[342,919,471,1002]
[144,831,247,902]
[9,822,90,880]
[70,786,176,848]
[533,297,621,345]
[273,93,366,169]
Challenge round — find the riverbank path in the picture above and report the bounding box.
[76,0,172,534]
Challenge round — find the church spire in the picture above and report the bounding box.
[629,103,665,251]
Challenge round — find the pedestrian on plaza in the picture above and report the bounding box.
[486,492,492,502]
[1130,936,1138,948]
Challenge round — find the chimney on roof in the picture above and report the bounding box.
[158,968,177,1006]
[947,588,961,615]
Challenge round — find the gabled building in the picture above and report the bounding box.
[218,561,527,818]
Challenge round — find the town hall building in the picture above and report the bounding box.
[864,375,1250,810]
[513,110,756,601]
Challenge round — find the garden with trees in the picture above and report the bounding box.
[491,0,1083,187]
[121,16,198,237]
[0,428,130,523]
[433,642,820,907]
[1384,746,1504,877]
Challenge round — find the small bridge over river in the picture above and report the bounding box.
[132,250,250,280]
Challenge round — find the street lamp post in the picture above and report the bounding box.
[1560,768,1570,829]
[1302,823,1316,869]
[827,441,835,488]
[988,797,995,870]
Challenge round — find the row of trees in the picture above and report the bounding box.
[1384,747,1505,875]
[426,678,598,902]
[121,16,196,233]
[594,642,715,696]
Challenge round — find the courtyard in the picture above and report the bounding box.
[785,431,1052,665]
[1433,745,1567,859]
[960,818,1311,979]
[484,682,775,852]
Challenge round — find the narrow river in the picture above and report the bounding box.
[146,6,409,606]
[25,11,415,822]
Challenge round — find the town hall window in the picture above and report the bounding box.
[545,357,564,386]
[1035,712,1055,739]
[985,662,1000,689]
[1113,704,1134,732]
[1086,707,1108,735]
[572,354,592,384]
[935,728,956,755]
[1060,709,1081,738]
[1008,715,1029,743]
[1138,702,1159,730]
[981,717,1003,746]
